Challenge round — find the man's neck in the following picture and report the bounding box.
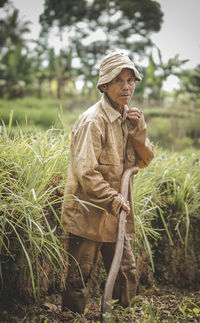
[105,93,124,115]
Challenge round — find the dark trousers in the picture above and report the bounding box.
[62,233,137,314]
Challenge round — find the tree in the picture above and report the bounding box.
[40,0,163,45]
[0,44,33,98]
[177,65,200,106]
[0,5,31,49]
[47,47,75,99]
[0,3,32,98]
[39,0,164,87]
[0,0,8,8]
[144,48,188,104]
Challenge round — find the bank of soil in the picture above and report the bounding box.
[0,284,200,322]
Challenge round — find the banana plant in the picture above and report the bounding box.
[47,46,75,99]
[145,47,189,104]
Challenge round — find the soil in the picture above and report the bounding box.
[0,284,200,322]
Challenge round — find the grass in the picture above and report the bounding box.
[133,147,200,271]
[0,104,200,303]
[100,292,200,322]
[0,97,61,127]
[0,122,70,301]
[1,97,200,151]
[0,96,89,130]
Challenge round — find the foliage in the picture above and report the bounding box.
[0,97,199,149]
[144,48,188,103]
[0,5,30,48]
[0,44,33,98]
[40,0,163,78]
[0,0,8,8]
[101,292,200,322]
[133,148,200,271]
[40,0,163,40]
[177,64,200,106]
[0,122,70,300]
[46,46,76,99]
[143,107,200,150]
[0,97,87,130]
[0,3,32,98]
[1,108,200,301]
[0,0,199,104]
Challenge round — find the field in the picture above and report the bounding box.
[0,97,200,322]
[1,96,200,151]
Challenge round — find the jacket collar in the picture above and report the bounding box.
[101,94,128,123]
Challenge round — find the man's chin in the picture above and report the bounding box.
[120,97,130,105]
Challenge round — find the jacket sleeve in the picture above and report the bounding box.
[72,121,125,216]
[128,113,154,168]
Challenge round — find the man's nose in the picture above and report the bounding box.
[121,80,129,90]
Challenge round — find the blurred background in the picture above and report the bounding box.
[0,0,199,151]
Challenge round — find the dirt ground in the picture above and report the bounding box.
[0,284,200,322]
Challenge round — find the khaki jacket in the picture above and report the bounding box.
[61,94,154,242]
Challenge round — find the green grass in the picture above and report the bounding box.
[101,293,200,322]
[0,107,200,302]
[0,123,70,300]
[133,147,200,270]
[0,97,85,129]
[1,97,200,150]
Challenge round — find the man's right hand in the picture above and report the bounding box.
[121,201,130,216]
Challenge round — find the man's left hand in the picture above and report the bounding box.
[127,107,142,123]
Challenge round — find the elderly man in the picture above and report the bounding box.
[61,51,154,313]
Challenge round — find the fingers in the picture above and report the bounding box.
[121,201,130,215]
[127,107,142,122]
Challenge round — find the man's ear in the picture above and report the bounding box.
[99,84,109,93]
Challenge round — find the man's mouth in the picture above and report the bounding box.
[120,94,130,97]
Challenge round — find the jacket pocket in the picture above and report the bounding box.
[99,147,119,165]
[126,147,136,163]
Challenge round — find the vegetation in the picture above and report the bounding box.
[40,0,163,61]
[0,123,69,301]
[134,148,200,279]
[1,97,199,151]
[0,115,200,298]
[0,0,200,321]
[0,1,199,106]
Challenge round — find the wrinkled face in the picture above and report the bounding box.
[101,68,136,111]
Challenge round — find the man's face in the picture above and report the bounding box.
[103,68,136,110]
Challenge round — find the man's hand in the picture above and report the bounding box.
[127,107,142,123]
[121,201,130,216]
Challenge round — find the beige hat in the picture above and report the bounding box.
[97,51,142,91]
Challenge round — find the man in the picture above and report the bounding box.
[61,51,154,313]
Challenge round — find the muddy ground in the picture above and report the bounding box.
[0,284,200,322]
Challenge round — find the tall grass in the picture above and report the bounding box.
[134,147,200,270]
[0,112,200,301]
[0,122,70,301]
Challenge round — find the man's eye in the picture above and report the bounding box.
[116,78,122,83]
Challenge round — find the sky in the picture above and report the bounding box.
[7,0,200,91]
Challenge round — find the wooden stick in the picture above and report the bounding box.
[101,166,139,317]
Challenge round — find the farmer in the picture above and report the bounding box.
[61,51,154,313]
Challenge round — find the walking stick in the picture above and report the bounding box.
[101,166,139,317]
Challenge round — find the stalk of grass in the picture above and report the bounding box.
[184,202,190,248]
[158,208,174,246]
